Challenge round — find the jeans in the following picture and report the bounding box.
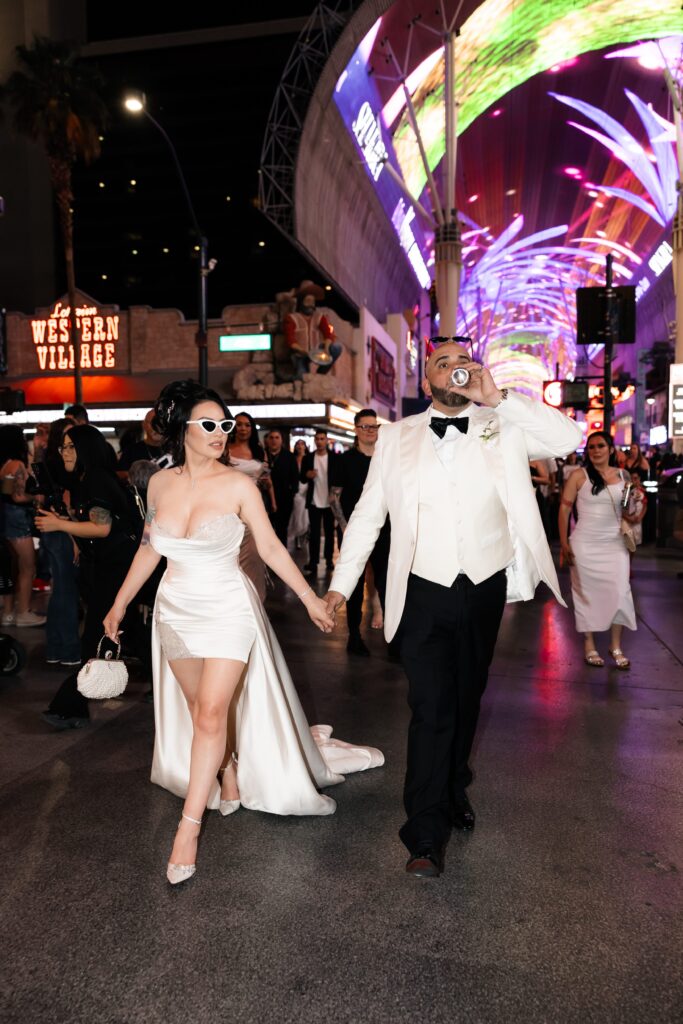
[42,531,81,663]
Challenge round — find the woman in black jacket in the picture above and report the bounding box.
[39,417,81,665]
[36,425,141,729]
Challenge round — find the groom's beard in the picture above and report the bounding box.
[429,384,470,408]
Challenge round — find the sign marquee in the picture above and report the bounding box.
[30,302,119,371]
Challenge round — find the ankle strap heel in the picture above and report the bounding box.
[181,812,203,826]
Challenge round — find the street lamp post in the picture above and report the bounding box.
[124,94,212,386]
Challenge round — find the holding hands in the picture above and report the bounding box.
[301,588,336,633]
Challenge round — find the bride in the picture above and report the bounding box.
[104,380,382,885]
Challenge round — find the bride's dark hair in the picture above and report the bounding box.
[153,379,232,467]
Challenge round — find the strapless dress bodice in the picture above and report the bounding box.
[151,512,244,578]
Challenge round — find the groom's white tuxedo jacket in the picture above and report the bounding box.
[330,392,583,641]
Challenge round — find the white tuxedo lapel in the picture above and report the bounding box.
[397,411,429,541]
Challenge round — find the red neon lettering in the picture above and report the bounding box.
[104,343,116,368]
[31,320,46,345]
[36,347,48,370]
[106,316,119,341]
[81,317,92,342]
[93,316,105,342]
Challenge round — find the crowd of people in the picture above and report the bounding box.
[1,362,682,880]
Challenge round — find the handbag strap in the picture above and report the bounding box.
[605,477,625,527]
[96,635,121,661]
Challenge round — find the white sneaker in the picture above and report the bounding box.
[14,611,47,627]
[1,613,15,626]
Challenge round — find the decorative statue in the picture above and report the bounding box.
[283,281,342,379]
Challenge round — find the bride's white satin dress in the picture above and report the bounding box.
[150,513,383,814]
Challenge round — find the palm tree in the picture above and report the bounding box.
[1,36,107,403]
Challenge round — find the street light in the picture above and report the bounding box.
[123,91,214,386]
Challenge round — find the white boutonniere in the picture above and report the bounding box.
[479,417,499,444]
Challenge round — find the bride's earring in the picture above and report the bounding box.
[167,812,202,886]
[218,754,241,817]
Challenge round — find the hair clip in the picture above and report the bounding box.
[167,401,175,416]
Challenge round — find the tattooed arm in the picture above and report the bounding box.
[328,486,347,531]
[35,503,113,538]
[140,504,156,547]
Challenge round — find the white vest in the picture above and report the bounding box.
[411,429,513,586]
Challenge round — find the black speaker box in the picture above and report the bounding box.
[576,286,636,345]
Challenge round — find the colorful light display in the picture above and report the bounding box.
[331,2,681,396]
[386,0,682,199]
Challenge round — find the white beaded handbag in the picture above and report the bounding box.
[77,636,128,699]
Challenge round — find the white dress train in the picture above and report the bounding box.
[150,513,383,814]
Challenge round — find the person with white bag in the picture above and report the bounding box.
[559,430,639,670]
[103,380,383,888]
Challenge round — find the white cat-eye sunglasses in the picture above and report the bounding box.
[186,418,236,435]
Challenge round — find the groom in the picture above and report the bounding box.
[325,340,582,877]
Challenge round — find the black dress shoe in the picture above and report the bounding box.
[405,845,444,878]
[346,635,370,657]
[41,711,90,731]
[450,793,475,831]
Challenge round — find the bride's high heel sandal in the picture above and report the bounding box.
[218,755,241,817]
[166,812,202,886]
[608,647,630,670]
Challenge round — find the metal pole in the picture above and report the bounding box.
[603,253,615,436]
[142,109,210,386]
[197,236,209,387]
[444,32,456,218]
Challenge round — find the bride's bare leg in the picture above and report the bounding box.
[169,657,245,867]
[219,699,240,802]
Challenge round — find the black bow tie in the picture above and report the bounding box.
[429,417,469,439]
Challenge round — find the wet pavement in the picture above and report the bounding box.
[1,546,682,1024]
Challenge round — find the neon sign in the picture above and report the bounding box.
[30,302,119,371]
[648,240,673,277]
[391,200,431,288]
[218,334,271,352]
[351,101,387,182]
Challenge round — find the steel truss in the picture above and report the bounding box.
[258,1,354,239]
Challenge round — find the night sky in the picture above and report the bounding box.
[68,3,358,322]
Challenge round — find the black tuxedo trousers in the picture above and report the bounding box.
[397,568,507,853]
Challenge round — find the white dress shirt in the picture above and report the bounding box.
[312,452,329,508]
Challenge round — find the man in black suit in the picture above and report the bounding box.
[329,408,389,656]
[265,428,300,547]
[300,429,337,575]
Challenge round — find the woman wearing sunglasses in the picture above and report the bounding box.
[104,379,382,885]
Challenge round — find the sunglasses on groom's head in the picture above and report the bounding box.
[427,336,474,358]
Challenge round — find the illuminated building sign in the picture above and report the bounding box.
[218,334,272,352]
[352,102,387,182]
[648,240,673,277]
[405,330,418,375]
[333,29,431,292]
[370,337,396,407]
[30,302,118,371]
[635,276,650,301]
[391,200,431,288]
